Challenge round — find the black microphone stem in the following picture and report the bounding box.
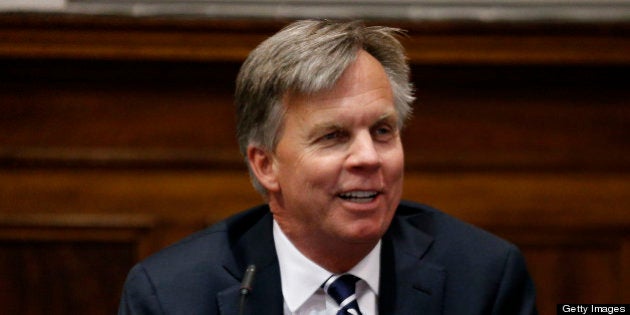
[238,264,256,315]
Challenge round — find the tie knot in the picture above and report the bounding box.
[322,274,363,315]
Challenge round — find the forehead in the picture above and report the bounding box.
[314,50,390,101]
[282,50,395,120]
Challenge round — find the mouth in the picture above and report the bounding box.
[337,190,380,203]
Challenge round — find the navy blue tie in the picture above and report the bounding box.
[322,274,364,315]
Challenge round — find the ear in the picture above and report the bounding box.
[246,145,280,192]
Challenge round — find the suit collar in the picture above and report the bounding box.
[379,207,446,315]
[218,207,284,315]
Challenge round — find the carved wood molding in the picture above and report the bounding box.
[1,13,629,64]
[7,1,630,23]
[0,213,158,259]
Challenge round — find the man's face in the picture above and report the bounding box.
[266,50,404,247]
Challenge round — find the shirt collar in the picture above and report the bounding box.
[273,220,381,313]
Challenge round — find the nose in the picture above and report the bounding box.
[346,131,381,171]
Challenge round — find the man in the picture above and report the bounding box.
[119,20,538,315]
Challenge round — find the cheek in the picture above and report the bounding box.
[384,146,405,176]
[278,152,340,192]
[303,157,344,191]
[300,148,343,172]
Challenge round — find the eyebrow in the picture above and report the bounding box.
[369,112,400,131]
[306,122,343,141]
[306,111,398,140]
[374,112,397,126]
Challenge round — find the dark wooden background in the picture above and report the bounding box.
[0,14,628,315]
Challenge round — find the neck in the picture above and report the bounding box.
[276,220,378,274]
[312,249,373,274]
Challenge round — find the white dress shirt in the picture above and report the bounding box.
[273,220,380,315]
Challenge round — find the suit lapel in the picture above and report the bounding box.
[216,265,283,315]
[379,212,446,315]
[215,203,446,315]
[217,209,284,315]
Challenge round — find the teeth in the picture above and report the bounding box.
[339,191,378,202]
[342,191,376,198]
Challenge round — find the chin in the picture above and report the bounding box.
[343,223,387,244]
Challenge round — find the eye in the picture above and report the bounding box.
[372,124,396,141]
[375,126,391,135]
[319,129,349,142]
[322,131,339,140]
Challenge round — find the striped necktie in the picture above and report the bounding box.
[322,274,364,315]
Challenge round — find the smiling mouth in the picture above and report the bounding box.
[338,191,380,203]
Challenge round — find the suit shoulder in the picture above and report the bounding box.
[120,204,271,313]
[134,204,270,282]
[397,200,517,254]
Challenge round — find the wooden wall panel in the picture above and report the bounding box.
[2,61,627,171]
[0,60,239,149]
[0,14,628,315]
[0,211,156,314]
[524,245,623,306]
[0,241,134,315]
[406,65,629,172]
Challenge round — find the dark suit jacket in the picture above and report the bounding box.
[118,201,538,315]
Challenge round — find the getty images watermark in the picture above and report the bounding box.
[558,305,628,314]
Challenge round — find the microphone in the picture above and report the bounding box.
[240,264,256,295]
[238,264,256,315]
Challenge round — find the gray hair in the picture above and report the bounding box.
[235,20,415,195]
